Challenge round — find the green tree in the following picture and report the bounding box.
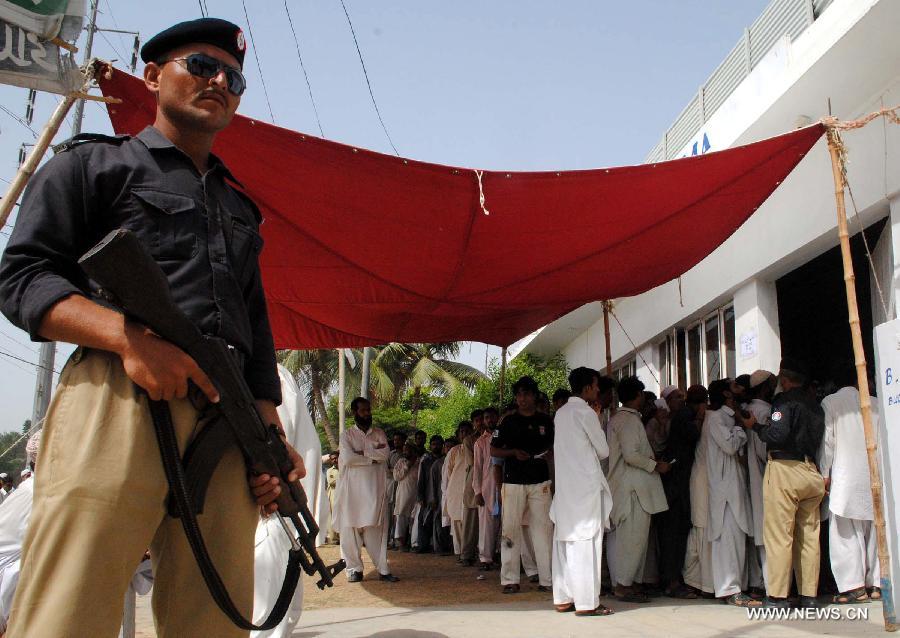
[278,349,357,450]
[0,430,28,482]
[416,352,571,437]
[370,343,485,427]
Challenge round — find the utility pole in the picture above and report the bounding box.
[360,346,371,399]
[30,0,100,430]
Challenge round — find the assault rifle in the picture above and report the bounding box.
[79,228,344,631]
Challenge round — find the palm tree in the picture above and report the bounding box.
[370,343,485,427]
[278,349,356,450]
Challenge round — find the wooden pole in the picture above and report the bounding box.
[499,346,507,406]
[603,301,613,375]
[0,92,78,228]
[826,126,897,632]
[338,348,346,437]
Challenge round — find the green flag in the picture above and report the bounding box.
[0,0,72,39]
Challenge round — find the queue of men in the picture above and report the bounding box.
[327,358,881,618]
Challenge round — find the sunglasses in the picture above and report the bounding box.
[165,53,246,96]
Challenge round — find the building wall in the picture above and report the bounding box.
[548,0,900,391]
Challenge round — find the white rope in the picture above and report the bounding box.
[0,417,44,462]
[608,304,660,385]
[475,170,490,216]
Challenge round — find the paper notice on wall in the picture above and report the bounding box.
[873,318,900,620]
[739,329,758,359]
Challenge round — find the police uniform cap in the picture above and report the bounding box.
[141,18,247,68]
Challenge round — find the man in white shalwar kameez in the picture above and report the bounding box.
[0,431,41,635]
[704,379,757,606]
[333,397,399,583]
[606,376,669,603]
[550,367,614,616]
[252,365,325,637]
[473,407,500,570]
[819,373,881,603]
[745,370,775,592]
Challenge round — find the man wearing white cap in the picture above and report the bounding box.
[0,475,9,504]
[819,365,881,603]
[745,370,775,593]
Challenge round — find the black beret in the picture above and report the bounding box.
[779,357,810,381]
[141,18,246,68]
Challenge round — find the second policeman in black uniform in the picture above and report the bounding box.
[739,358,826,609]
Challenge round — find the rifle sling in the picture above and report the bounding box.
[147,397,302,631]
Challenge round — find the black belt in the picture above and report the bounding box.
[769,450,811,462]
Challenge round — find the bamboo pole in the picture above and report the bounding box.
[0,63,119,229]
[603,301,613,375]
[0,92,78,228]
[499,346,507,406]
[826,126,897,632]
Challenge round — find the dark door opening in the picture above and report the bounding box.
[775,219,885,386]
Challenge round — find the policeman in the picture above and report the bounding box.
[738,358,825,609]
[0,18,304,637]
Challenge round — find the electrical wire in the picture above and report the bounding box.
[338,0,399,156]
[0,347,61,374]
[198,0,207,17]
[284,0,324,137]
[0,104,38,139]
[240,0,276,123]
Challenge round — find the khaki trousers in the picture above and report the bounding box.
[762,458,825,598]
[500,481,552,586]
[7,349,257,638]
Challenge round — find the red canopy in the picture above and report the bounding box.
[98,69,824,349]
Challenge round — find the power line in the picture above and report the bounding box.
[0,104,38,139]
[0,347,61,374]
[197,0,207,17]
[240,0,276,123]
[98,28,126,62]
[338,0,399,156]
[284,1,324,137]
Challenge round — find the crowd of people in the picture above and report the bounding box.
[325,358,881,617]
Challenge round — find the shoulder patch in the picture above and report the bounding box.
[771,411,783,422]
[53,133,129,154]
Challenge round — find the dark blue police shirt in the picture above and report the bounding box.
[0,126,281,404]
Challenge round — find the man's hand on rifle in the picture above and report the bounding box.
[249,400,307,514]
[119,322,220,403]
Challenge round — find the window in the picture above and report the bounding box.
[723,306,736,379]
[705,313,721,381]
[657,340,670,386]
[663,303,736,388]
[687,324,702,386]
[675,328,687,389]
[613,359,636,381]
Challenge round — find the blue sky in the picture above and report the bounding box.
[0,0,769,431]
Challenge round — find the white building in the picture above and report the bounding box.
[516,0,900,392]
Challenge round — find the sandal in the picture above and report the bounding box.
[555,603,575,613]
[868,587,882,601]
[502,584,520,595]
[724,593,762,608]
[575,604,614,617]
[833,587,869,604]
